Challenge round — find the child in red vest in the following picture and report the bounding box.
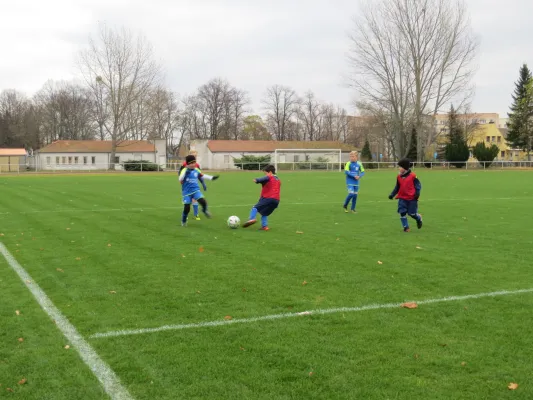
[388,158,423,232]
[243,164,281,231]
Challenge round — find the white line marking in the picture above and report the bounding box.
[0,242,133,400]
[0,197,527,216]
[89,287,533,340]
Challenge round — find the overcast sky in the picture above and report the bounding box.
[1,0,532,117]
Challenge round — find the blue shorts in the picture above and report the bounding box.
[347,185,359,194]
[398,199,418,215]
[182,191,203,205]
[254,198,279,216]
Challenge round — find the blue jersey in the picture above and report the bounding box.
[344,161,365,186]
[179,168,204,195]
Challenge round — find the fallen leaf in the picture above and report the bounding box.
[0,233,4,236]
[239,346,246,351]
[15,310,20,316]
[458,238,463,241]
[64,345,70,349]
[107,243,112,247]
[56,268,64,273]
[199,247,204,253]
[181,254,186,258]
[309,371,314,376]
[242,288,247,292]
[302,280,308,286]
[401,302,418,309]
[416,246,422,249]
[414,354,419,359]
[296,231,304,234]
[18,378,26,385]
[25,280,31,284]
[109,290,117,294]
[195,291,201,294]
[75,257,81,261]
[6,388,14,392]
[377,261,383,264]
[224,315,232,320]
[439,343,448,347]
[461,362,467,366]
[336,238,340,241]
[66,228,71,231]
[508,383,518,390]
[40,248,44,251]
[18,338,23,343]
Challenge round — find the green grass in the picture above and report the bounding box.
[1,170,533,399]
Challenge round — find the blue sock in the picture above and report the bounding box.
[249,207,258,220]
[351,194,358,211]
[261,215,268,227]
[400,214,409,229]
[343,194,353,208]
[193,203,199,216]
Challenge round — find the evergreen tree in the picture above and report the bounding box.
[444,105,470,168]
[406,127,417,163]
[507,64,533,160]
[472,141,500,168]
[361,139,374,169]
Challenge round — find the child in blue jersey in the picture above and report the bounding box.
[179,155,219,226]
[343,151,365,213]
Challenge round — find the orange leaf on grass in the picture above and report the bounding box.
[401,302,418,309]
[224,315,232,320]
[18,338,24,342]
[6,388,14,392]
[508,383,518,390]
[75,257,81,261]
[64,345,70,350]
[377,261,383,265]
[302,281,308,286]
[56,268,64,273]
[107,243,112,247]
[199,247,204,253]
[18,378,26,385]
[461,362,467,366]
[15,310,20,316]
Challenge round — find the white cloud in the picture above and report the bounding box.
[1,0,532,116]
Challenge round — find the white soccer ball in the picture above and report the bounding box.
[227,215,240,229]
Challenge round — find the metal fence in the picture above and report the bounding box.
[1,160,533,174]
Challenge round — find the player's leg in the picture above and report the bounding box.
[192,198,200,220]
[182,197,192,226]
[243,200,261,228]
[258,200,278,231]
[196,195,211,218]
[408,200,422,229]
[343,186,354,212]
[350,187,359,212]
[398,200,409,231]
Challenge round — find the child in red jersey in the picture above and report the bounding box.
[388,158,423,232]
[243,164,281,231]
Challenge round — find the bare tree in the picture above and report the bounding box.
[147,88,181,151]
[78,23,162,168]
[262,85,299,141]
[348,0,478,160]
[0,90,38,148]
[299,91,323,141]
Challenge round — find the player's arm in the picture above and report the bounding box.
[197,169,219,181]
[357,162,365,178]
[179,167,189,184]
[414,177,422,200]
[254,176,269,184]
[198,176,207,191]
[388,180,400,199]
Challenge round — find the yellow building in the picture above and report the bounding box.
[466,124,526,161]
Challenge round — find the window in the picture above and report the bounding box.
[74,156,79,164]
[83,156,87,164]
[223,155,230,164]
[55,156,59,164]
[114,156,120,163]
[91,156,96,165]
[486,136,490,142]
[491,136,495,142]
[501,151,505,158]
[62,156,66,164]
[497,136,501,143]
[46,156,51,165]
[68,156,72,164]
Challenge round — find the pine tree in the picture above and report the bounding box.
[444,105,470,168]
[361,139,374,169]
[472,141,500,168]
[507,64,533,157]
[406,127,417,163]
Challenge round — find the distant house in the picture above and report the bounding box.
[0,148,28,172]
[36,139,167,170]
[190,140,356,170]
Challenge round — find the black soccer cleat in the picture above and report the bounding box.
[417,215,423,229]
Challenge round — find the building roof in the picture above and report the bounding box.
[206,140,355,153]
[0,148,27,156]
[38,140,156,153]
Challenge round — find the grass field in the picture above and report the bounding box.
[1,169,533,399]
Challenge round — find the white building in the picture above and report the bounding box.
[190,140,355,170]
[35,139,167,170]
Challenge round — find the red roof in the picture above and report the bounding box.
[38,140,155,153]
[206,140,354,152]
[0,148,26,156]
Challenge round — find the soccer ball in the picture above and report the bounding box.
[227,215,240,229]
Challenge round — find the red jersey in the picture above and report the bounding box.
[392,171,421,201]
[257,175,281,200]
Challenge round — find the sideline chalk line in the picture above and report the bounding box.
[89,287,533,340]
[0,243,133,400]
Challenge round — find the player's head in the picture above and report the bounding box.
[263,164,276,176]
[349,151,358,162]
[397,158,411,173]
[188,150,198,157]
[185,155,197,169]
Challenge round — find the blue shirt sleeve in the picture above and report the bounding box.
[390,180,400,198]
[414,178,421,198]
[255,176,269,184]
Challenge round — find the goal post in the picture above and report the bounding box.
[273,149,343,172]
